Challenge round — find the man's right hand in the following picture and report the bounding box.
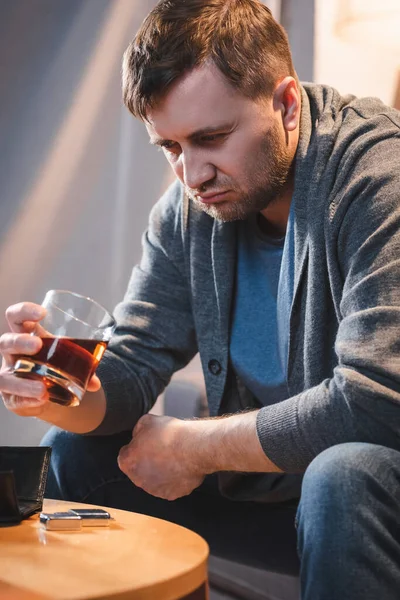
[0,303,49,417]
[0,302,102,418]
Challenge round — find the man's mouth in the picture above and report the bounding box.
[196,190,229,204]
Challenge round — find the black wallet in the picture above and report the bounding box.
[0,446,51,524]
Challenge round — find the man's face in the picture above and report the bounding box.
[145,62,293,222]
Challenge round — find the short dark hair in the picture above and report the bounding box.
[123,0,297,120]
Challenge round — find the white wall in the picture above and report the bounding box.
[315,0,399,104]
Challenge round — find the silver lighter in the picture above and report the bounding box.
[68,508,111,526]
[39,511,82,531]
[39,508,112,531]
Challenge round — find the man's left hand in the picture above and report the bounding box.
[117,414,206,501]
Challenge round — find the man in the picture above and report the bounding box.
[1,1,400,598]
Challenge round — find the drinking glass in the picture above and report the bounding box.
[13,290,115,407]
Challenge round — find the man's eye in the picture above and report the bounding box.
[161,141,178,150]
[201,134,225,143]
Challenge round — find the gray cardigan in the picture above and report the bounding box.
[95,83,400,479]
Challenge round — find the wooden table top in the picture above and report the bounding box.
[0,499,209,600]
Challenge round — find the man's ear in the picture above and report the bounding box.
[273,77,300,132]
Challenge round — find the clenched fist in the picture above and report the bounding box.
[117,414,206,501]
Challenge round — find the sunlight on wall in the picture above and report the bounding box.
[315,0,399,105]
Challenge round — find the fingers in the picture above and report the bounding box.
[0,370,47,399]
[118,443,131,465]
[0,368,49,417]
[0,314,48,416]
[86,374,101,392]
[5,303,46,333]
[1,393,49,417]
[0,332,42,355]
[0,332,43,368]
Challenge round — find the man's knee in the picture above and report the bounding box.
[40,427,93,500]
[297,441,400,544]
[296,444,400,598]
[40,426,83,465]
[301,442,400,502]
[40,427,132,502]
[40,427,132,467]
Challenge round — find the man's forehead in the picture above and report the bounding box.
[159,61,236,107]
[145,63,247,141]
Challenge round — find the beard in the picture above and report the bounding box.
[186,122,294,222]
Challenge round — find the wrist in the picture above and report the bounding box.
[180,418,222,475]
[183,411,281,474]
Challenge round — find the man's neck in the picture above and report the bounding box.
[258,180,293,238]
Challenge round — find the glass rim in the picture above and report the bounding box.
[44,289,115,325]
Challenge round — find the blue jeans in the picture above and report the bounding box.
[41,428,400,600]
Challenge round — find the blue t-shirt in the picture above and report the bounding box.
[230,207,295,406]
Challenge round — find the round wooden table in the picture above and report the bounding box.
[0,499,209,600]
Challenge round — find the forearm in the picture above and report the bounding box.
[36,387,106,434]
[185,410,283,474]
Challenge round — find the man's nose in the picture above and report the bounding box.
[181,151,216,191]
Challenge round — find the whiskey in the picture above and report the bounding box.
[14,337,108,407]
